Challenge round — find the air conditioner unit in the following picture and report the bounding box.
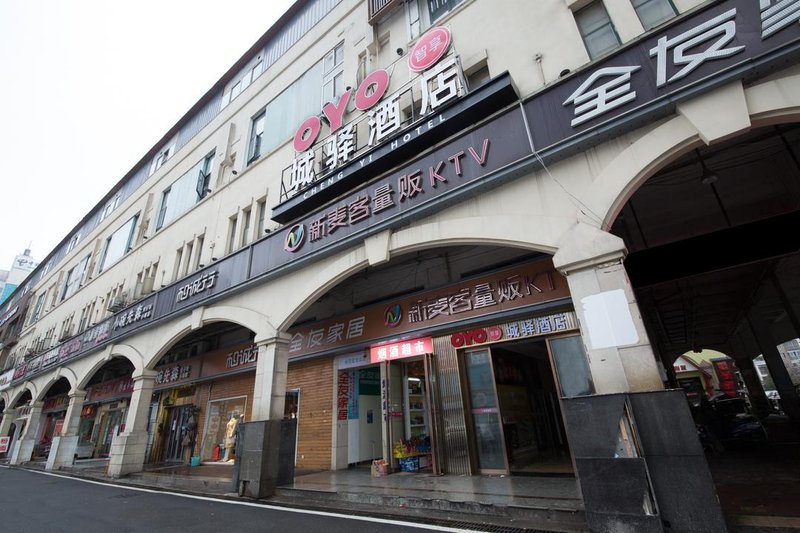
[107,293,128,313]
[59,325,74,342]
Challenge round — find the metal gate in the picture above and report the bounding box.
[163,405,194,462]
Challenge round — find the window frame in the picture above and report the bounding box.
[99,214,139,273]
[575,0,621,60]
[631,0,677,31]
[248,110,267,164]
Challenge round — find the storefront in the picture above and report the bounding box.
[148,342,257,465]
[35,393,69,459]
[78,376,134,459]
[287,257,585,476]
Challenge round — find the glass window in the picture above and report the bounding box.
[155,152,214,231]
[632,0,676,31]
[99,215,138,273]
[322,42,345,106]
[30,293,46,323]
[248,110,266,163]
[201,397,247,461]
[575,1,620,59]
[427,0,464,23]
[60,255,90,302]
[548,335,594,398]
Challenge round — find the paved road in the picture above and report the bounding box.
[0,467,465,533]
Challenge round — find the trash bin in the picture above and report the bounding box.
[190,456,201,467]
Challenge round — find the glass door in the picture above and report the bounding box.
[464,348,508,474]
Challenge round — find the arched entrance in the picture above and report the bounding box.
[146,321,256,467]
[284,244,586,479]
[611,123,800,520]
[33,377,71,461]
[77,357,136,460]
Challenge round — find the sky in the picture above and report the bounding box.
[0,0,295,271]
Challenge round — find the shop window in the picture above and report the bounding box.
[575,1,620,60]
[631,0,676,31]
[547,335,594,398]
[201,397,247,462]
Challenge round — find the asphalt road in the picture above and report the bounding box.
[0,467,465,533]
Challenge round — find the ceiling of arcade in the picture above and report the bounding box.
[613,124,800,363]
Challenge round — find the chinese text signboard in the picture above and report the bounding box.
[287,258,568,358]
[153,342,259,390]
[86,376,135,403]
[526,0,800,151]
[370,337,434,363]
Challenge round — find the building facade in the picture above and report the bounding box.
[2,1,800,531]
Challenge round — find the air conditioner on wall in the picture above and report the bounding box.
[107,293,128,313]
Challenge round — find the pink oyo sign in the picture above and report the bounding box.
[408,26,451,73]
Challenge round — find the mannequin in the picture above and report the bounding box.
[223,414,239,462]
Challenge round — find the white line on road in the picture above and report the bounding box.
[1,466,484,533]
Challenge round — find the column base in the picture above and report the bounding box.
[107,431,149,478]
[11,439,35,465]
[46,435,80,470]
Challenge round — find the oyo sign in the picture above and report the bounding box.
[450,326,503,348]
[293,69,391,152]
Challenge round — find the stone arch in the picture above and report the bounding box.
[577,72,800,232]
[276,219,560,331]
[77,345,143,390]
[33,371,76,402]
[8,382,37,408]
[141,305,267,369]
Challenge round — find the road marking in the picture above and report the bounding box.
[3,467,481,533]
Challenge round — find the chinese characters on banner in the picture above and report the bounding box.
[285,30,465,201]
[337,371,349,421]
[563,4,800,128]
[370,337,434,364]
[113,303,154,330]
[287,260,567,358]
[155,364,192,385]
[176,270,218,302]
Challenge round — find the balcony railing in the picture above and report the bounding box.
[368,0,402,25]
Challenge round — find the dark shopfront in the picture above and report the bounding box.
[77,376,134,459]
[288,257,586,477]
[34,394,69,459]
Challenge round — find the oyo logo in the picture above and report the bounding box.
[384,304,402,328]
[284,223,306,253]
[450,326,503,348]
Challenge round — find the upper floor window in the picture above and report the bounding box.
[407,0,465,40]
[575,1,620,60]
[632,0,676,31]
[66,232,82,254]
[100,195,121,222]
[156,151,216,231]
[322,42,344,105]
[246,54,326,164]
[149,139,177,176]
[30,293,45,323]
[59,255,90,302]
[99,214,139,273]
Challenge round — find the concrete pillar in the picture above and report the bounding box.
[11,401,44,465]
[732,356,772,419]
[252,334,290,422]
[107,370,155,478]
[553,224,664,394]
[747,312,800,422]
[0,407,15,437]
[46,390,86,470]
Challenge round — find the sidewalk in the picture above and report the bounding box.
[43,460,588,532]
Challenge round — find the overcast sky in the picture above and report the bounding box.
[0,0,295,272]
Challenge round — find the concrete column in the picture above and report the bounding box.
[0,407,15,437]
[732,356,772,419]
[252,334,290,422]
[46,390,86,470]
[107,370,155,478]
[553,224,663,393]
[11,401,44,465]
[747,312,800,422]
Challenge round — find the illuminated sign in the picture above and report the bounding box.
[370,336,434,363]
